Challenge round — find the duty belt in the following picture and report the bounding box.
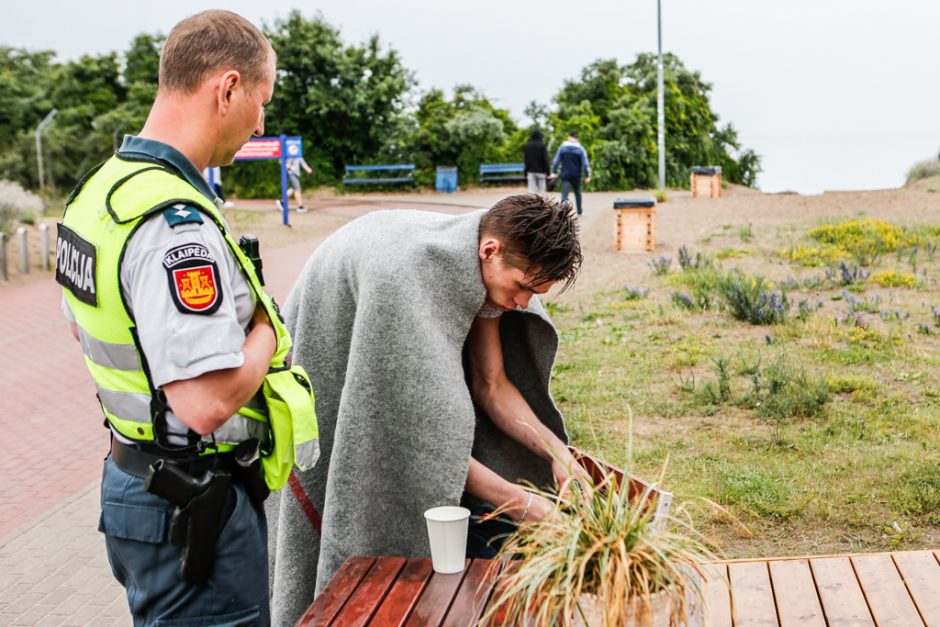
[109,439,233,479]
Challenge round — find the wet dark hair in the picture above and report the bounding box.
[480,194,582,292]
[529,128,543,141]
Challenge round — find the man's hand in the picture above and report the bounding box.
[584,176,591,185]
[548,174,557,181]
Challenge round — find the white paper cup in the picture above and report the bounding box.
[424,506,470,574]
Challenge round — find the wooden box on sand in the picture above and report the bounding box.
[691,165,722,198]
[613,198,656,253]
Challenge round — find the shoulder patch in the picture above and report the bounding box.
[162,204,204,228]
[163,243,222,315]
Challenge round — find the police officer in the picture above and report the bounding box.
[56,10,317,626]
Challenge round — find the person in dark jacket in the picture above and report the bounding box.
[552,131,591,215]
[523,129,552,194]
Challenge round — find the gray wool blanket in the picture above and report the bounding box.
[267,209,567,626]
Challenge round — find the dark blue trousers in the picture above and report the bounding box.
[561,178,583,215]
[466,506,517,559]
[99,457,269,626]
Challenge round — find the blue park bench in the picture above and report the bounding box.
[343,164,416,186]
[479,163,526,184]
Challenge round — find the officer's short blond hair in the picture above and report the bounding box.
[160,10,274,94]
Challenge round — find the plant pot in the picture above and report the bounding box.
[573,589,674,627]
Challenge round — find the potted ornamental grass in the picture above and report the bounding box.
[481,468,717,627]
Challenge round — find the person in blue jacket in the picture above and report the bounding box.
[551,131,591,215]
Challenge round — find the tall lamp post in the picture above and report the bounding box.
[657,0,665,191]
[35,108,58,195]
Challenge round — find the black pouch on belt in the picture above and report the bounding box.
[232,438,270,508]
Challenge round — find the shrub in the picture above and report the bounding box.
[0,180,44,235]
[649,256,672,276]
[827,261,870,287]
[843,290,882,313]
[671,291,700,311]
[870,270,917,288]
[809,219,922,266]
[779,244,843,267]
[796,299,823,321]
[718,273,789,325]
[905,158,940,185]
[744,357,831,428]
[655,188,668,203]
[678,245,712,271]
[622,284,649,301]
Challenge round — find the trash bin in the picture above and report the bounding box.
[435,166,458,193]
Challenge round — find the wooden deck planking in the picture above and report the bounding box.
[701,563,733,627]
[768,559,826,627]
[306,551,940,626]
[297,556,376,627]
[728,561,779,626]
[893,551,940,626]
[369,559,434,626]
[442,559,501,627]
[852,554,925,627]
[810,557,875,626]
[404,561,469,627]
[332,556,406,627]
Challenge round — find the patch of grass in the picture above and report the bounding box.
[716,247,750,260]
[738,223,754,242]
[742,357,831,441]
[543,301,572,316]
[714,466,803,520]
[895,464,940,523]
[827,374,880,403]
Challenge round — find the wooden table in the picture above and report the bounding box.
[297,550,940,626]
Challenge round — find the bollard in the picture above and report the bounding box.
[0,232,7,281]
[17,227,28,274]
[40,223,50,271]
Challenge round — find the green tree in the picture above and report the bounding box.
[236,10,414,194]
[0,48,56,189]
[549,54,760,190]
[400,85,519,184]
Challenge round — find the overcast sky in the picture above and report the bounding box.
[4,0,939,192]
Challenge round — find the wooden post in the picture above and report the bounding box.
[613,198,656,252]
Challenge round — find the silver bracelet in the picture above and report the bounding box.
[520,491,534,522]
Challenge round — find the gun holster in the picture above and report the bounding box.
[144,460,231,586]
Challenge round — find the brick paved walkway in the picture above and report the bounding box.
[0,200,477,626]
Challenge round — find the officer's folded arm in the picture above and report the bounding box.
[162,306,276,435]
